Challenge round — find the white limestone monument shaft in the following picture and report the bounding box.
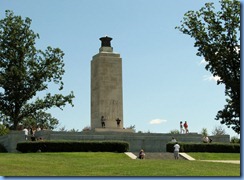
[91,36,123,129]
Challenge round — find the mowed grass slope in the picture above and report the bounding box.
[0,152,240,176]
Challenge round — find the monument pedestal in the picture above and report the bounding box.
[94,128,135,133]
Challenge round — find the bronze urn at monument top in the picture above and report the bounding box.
[91,36,126,131]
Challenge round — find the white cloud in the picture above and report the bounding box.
[203,75,221,82]
[200,58,221,82]
[199,59,207,66]
[149,119,167,125]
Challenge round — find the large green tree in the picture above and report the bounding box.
[21,111,59,130]
[0,10,75,130]
[176,0,240,134]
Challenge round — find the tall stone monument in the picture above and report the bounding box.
[91,36,123,130]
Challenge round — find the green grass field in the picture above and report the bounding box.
[0,152,240,176]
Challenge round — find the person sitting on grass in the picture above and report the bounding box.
[138,149,145,159]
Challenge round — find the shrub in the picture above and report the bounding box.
[230,136,240,143]
[166,142,240,153]
[169,129,179,134]
[0,143,7,152]
[16,140,129,153]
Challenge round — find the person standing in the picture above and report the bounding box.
[183,121,189,134]
[116,118,121,128]
[23,127,28,140]
[101,116,106,128]
[180,121,184,134]
[173,142,180,159]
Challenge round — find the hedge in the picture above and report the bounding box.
[16,140,129,153]
[166,142,240,153]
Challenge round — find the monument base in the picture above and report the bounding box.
[94,128,135,133]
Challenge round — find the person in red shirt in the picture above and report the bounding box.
[183,121,189,134]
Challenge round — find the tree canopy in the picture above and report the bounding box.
[176,0,240,134]
[0,10,75,130]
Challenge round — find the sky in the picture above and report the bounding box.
[0,0,241,139]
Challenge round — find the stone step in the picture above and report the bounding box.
[179,152,195,160]
[124,152,137,159]
[131,152,185,160]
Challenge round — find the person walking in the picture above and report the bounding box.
[180,121,184,134]
[183,121,189,134]
[23,127,28,140]
[173,142,180,159]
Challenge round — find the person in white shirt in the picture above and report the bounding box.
[23,127,28,140]
[173,142,180,159]
[180,121,184,134]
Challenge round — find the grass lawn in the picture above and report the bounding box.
[187,153,240,160]
[0,152,240,176]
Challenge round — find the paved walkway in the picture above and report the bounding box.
[179,152,195,160]
[124,152,137,159]
[199,160,240,164]
[180,152,240,164]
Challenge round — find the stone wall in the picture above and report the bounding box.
[0,130,230,153]
[0,131,25,152]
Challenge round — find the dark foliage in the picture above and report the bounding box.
[166,142,240,153]
[0,10,74,130]
[176,0,240,134]
[0,143,7,152]
[16,140,129,153]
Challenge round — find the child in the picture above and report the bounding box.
[138,149,145,159]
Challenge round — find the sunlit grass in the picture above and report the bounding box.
[0,152,240,176]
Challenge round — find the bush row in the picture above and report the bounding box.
[16,140,129,153]
[166,142,240,153]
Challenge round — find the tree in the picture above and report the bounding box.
[176,0,240,134]
[169,129,180,134]
[0,10,75,130]
[125,125,136,132]
[82,126,91,131]
[201,128,208,137]
[0,124,9,136]
[211,125,226,136]
[22,111,59,130]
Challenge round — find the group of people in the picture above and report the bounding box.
[22,126,42,141]
[180,121,189,134]
[101,116,122,128]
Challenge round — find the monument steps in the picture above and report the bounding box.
[131,152,185,160]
